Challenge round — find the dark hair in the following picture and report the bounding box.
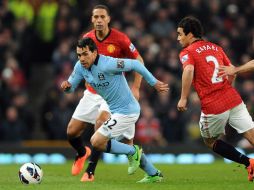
[92,4,110,16]
[178,16,203,38]
[77,37,97,52]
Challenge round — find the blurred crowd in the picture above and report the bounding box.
[1,0,254,147]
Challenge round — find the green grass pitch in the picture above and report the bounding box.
[0,161,253,190]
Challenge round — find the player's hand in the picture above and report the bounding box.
[218,64,236,77]
[177,98,188,112]
[154,80,169,93]
[60,81,72,91]
[131,85,140,101]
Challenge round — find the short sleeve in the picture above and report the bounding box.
[120,33,139,59]
[179,49,195,69]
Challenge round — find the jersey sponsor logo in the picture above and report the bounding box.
[107,44,116,53]
[129,43,136,52]
[98,73,105,80]
[181,54,189,63]
[117,59,125,68]
[91,82,110,88]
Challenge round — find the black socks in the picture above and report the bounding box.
[106,139,111,153]
[213,139,250,167]
[86,148,102,174]
[68,136,86,157]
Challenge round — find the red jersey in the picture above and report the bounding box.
[83,28,139,93]
[179,40,242,114]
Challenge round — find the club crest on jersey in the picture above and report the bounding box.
[117,59,125,68]
[129,43,136,52]
[98,73,105,80]
[181,54,189,63]
[107,44,116,53]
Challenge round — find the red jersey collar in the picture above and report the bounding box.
[95,29,112,42]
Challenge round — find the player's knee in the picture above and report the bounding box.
[243,128,254,145]
[90,139,100,150]
[90,135,104,150]
[67,123,78,138]
[204,142,214,149]
[203,138,216,149]
[90,135,97,147]
[94,119,104,130]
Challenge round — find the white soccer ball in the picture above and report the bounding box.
[18,162,43,184]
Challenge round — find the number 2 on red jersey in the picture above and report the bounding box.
[206,55,223,84]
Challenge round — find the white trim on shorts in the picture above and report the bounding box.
[72,90,110,124]
[199,102,254,138]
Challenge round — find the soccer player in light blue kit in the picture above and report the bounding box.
[61,37,169,183]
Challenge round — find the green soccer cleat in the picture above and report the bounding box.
[127,145,142,175]
[137,171,163,183]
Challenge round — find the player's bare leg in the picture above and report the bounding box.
[243,128,254,145]
[67,118,91,176]
[81,111,110,182]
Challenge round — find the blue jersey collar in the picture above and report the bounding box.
[94,54,100,65]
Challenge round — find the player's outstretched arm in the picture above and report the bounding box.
[236,60,254,73]
[154,80,169,93]
[218,64,236,77]
[219,60,254,76]
[62,63,84,92]
[60,81,72,92]
[131,54,144,100]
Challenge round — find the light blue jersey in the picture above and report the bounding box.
[67,55,157,114]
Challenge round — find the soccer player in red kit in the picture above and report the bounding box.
[177,16,254,181]
[65,5,144,182]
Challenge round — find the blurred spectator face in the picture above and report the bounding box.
[14,18,28,33]
[157,9,168,22]
[59,42,70,56]
[92,8,110,32]
[56,18,68,33]
[12,93,28,108]
[142,106,154,120]
[69,17,81,34]
[242,80,254,93]
[6,106,18,122]
[61,62,72,76]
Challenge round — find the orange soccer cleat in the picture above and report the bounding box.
[246,158,254,182]
[71,146,91,176]
[80,172,95,182]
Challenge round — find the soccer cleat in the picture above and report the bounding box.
[80,172,95,182]
[137,170,163,183]
[127,145,142,175]
[71,146,91,176]
[246,158,254,182]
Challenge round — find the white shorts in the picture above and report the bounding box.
[72,90,110,124]
[199,102,254,138]
[97,113,140,141]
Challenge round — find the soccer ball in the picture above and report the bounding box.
[18,162,43,184]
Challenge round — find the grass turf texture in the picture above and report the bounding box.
[0,160,253,190]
